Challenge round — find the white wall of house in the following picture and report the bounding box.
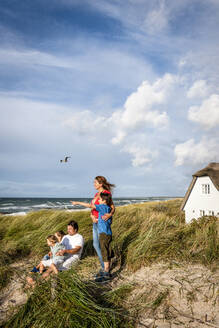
[184,176,219,223]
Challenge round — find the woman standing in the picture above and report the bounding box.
[72,176,115,272]
[91,176,115,272]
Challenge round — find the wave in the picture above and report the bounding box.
[0,206,30,210]
[1,203,14,206]
[32,203,52,208]
[8,211,27,216]
[0,197,178,215]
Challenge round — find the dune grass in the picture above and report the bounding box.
[3,271,133,328]
[113,200,219,270]
[0,199,218,327]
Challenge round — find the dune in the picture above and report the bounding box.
[0,199,218,327]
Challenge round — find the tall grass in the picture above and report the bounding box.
[113,201,219,270]
[3,270,132,328]
[0,199,218,327]
[1,200,218,287]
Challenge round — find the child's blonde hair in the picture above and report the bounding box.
[55,230,65,241]
[47,235,58,244]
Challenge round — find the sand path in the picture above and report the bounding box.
[110,262,219,328]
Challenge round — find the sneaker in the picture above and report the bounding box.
[43,254,50,260]
[94,269,104,278]
[94,271,111,283]
[30,266,39,273]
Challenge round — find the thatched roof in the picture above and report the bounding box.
[193,162,219,190]
[181,162,219,210]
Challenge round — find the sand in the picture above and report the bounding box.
[111,262,219,328]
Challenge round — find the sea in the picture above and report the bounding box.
[0,197,177,216]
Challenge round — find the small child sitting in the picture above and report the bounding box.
[42,231,66,261]
[30,234,66,275]
[39,234,66,274]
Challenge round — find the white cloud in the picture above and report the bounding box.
[64,74,176,166]
[88,0,193,37]
[174,137,218,166]
[188,94,219,129]
[0,48,71,68]
[63,110,108,135]
[122,144,158,167]
[187,80,210,99]
[111,74,174,144]
[143,1,169,34]
[0,42,155,94]
[179,44,219,92]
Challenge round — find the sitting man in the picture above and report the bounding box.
[57,220,84,270]
[26,220,84,287]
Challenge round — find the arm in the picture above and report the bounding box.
[102,203,115,221]
[71,201,95,209]
[90,213,98,223]
[56,246,81,256]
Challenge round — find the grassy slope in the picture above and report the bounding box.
[0,199,218,327]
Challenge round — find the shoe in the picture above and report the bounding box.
[43,254,50,260]
[30,266,39,273]
[95,272,111,283]
[94,269,104,278]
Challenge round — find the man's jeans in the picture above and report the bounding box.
[93,223,104,269]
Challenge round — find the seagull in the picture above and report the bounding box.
[60,156,71,163]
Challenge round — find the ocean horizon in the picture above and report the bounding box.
[0,196,179,216]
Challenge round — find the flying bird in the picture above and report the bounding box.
[60,156,71,163]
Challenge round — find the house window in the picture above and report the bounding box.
[209,211,214,216]
[200,210,205,216]
[202,184,210,194]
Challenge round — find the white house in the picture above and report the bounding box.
[181,162,219,223]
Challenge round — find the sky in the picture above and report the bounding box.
[0,0,219,198]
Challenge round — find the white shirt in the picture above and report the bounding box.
[61,233,84,259]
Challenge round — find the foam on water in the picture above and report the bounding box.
[8,211,27,216]
[1,203,14,206]
[0,197,177,216]
[32,204,51,208]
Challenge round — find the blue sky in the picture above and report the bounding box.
[0,0,219,197]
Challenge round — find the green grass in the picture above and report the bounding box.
[3,271,132,328]
[0,199,218,327]
[112,201,219,270]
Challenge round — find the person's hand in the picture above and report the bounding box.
[56,250,65,256]
[48,251,52,257]
[90,214,98,223]
[102,213,111,221]
[71,201,77,205]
